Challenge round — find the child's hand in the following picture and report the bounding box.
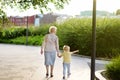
[76,50,79,52]
[72,50,79,54]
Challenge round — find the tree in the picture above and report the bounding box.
[0,9,8,27]
[0,0,70,16]
[116,9,120,15]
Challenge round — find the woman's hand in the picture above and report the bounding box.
[57,53,59,57]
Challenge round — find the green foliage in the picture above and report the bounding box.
[0,26,47,45]
[56,18,120,58]
[1,27,26,39]
[0,27,2,37]
[116,9,120,15]
[0,18,120,58]
[0,25,49,40]
[0,0,70,16]
[0,9,6,17]
[57,18,92,56]
[96,18,120,58]
[10,35,43,45]
[0,9,9,27]
[29,25,49,36]
[106,56,120,80]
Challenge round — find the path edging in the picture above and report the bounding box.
[95,70,106,80]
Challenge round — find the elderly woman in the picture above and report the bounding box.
[41,26,59,78]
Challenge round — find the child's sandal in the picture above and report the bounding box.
[50,74,53,77]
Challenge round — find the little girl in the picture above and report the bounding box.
[59,45,79,79]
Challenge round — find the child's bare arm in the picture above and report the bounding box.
[71,50,79,54]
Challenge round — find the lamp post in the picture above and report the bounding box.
[26,16,28,45]
[91,0,96,80]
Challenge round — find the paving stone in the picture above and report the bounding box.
[0,44,92,80]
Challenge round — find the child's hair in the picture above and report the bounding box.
[63,45,70,51]
[49,26,57,33]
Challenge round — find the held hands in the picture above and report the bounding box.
[40,49,43,55]
[57,53,62,58]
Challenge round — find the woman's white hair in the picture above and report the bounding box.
[49,26,57,33]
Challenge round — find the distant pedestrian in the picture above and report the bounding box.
[41,26,60,78]
[58,45,79,79]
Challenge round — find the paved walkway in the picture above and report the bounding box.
[0,44,108,80]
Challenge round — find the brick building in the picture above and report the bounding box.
[8,13,65,26]
[9,15,35,26]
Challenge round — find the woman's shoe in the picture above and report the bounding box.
[63,76,65,79]
[46,73,49,78]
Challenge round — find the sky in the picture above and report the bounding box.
[5,0,120,16]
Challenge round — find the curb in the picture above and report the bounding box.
[95,70,106,80]
[72,54,110,61]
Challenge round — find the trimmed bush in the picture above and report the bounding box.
[10,35,44,45]
[0,18,120,58]
[57,18,92,56]
[56,18,120,58]
[1,27,26,39]
[29,25,49,36]
[106,56,120,80]
[0,26,46,39]
[96,18,120,58]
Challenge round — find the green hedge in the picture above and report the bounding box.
[0,18,120,58]
[11,35,43,45]
[0,35,43,46]
[29,25,49,36]
[0,27,26,39]
[57,18,92,56]
[96,18,120,58]
[56,18,120,58]
[0,25,50,39]
[106,56,120,80]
